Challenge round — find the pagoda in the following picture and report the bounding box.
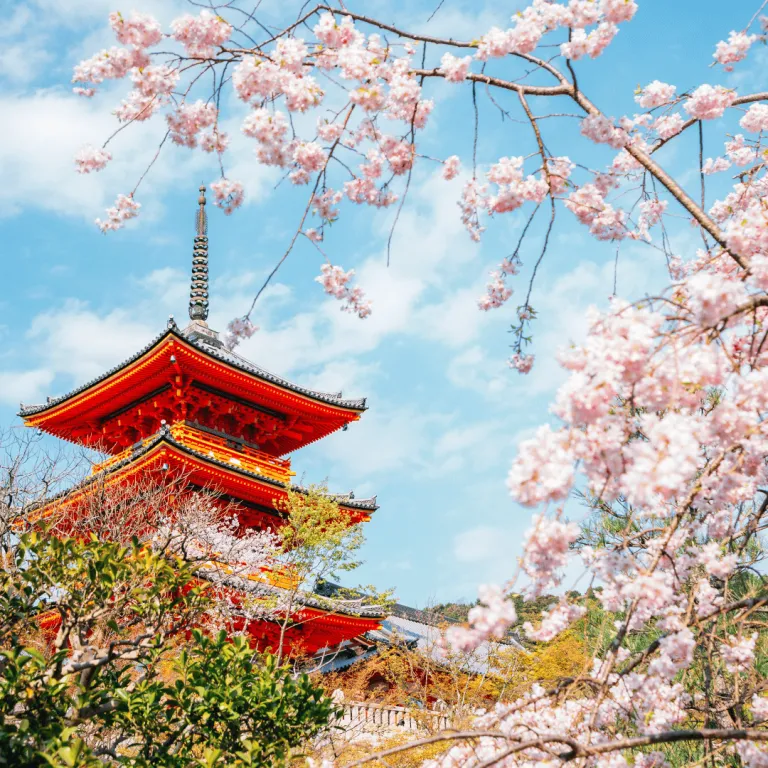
[20,186,384,657]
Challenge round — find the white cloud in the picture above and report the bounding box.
[453,524,515,564]
[0,369,55,407]
[25,300,155,387]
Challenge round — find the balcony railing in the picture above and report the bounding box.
[92,422,295,485]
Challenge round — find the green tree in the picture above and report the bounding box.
[0,532,334,767]
[271,485,392,664]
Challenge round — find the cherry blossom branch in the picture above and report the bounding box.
[341,731,512,768]
[650,91,768,154]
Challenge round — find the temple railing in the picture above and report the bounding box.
[336,702,451,733]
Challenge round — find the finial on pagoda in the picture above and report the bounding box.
[189,185,209,322]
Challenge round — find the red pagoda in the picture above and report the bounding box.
[20,186,384,657]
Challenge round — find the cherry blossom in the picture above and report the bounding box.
[171,10,232,58]
[684,84,737,120]
[721,633,758,673]
[438,53,471,82]
[74,145,112,174]
[95,193,140,232]
[652,112,685,139]
[223,317,258,351]
[478,271,513,311]
[312,189,343,222]
[210,178,244,215]
[740,102,768,132]
[713,30,757,71]
[109,11,162,49]
[315,264,372,318]
[167,101,217,148]
[752,695,768,722]
[524,600,586,641]
[442,155,461,180]
[580,114,627,148]
[702,156,731,174]
[561,22,618,60]
[509,353,535,374]
[635,80,677,109]
[445,584,517,651]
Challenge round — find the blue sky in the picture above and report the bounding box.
[0,0,761,605]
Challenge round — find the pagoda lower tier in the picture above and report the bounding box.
[28,420,384,656]
[33,582,384,658]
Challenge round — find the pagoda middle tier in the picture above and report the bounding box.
[20,318,366,456]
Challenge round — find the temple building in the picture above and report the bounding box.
[20,186,384,657]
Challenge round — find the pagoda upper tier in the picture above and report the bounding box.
[19,318,366,456]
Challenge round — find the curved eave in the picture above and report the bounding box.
[204,570,387,620]
[34,429,377,516]
[19,324,367,420]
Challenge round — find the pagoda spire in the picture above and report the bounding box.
[189,185,209,322]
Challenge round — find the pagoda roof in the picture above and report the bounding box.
[19,320,367,455]
[34,424,377,520]
[204,569,387,620]
[20,320,366,417]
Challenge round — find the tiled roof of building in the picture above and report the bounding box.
[201,569,388,619]
[34,425,378,513]
[19,320,367,417]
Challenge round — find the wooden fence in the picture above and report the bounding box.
[338,701,451,732]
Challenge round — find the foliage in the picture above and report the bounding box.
[271,485,392,663]
[0,532,335,767]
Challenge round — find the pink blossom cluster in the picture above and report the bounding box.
[684,84,737,120]
[312,189,343,223]
[95,193,140,232]
[73,46,148,90]
[75,145,112,174]
[478,271,513,311]
[684,271,747,328]
[740,103,768,133]
[454,155,552,239]
[210,178,244,215]
[171,11,232,58]
[167,101,218,148]
[223,318,258,351]
[523,600,586,641]
[315,264,372,318]
[713,30,757,71]
[474,0,636,63]
[634,197,667,240]
[652,113,685,139]
[635,80,677,109]
[459,180,487,242]
[561,22,618,60]
[113,65,180,122]
[702,156,731,174]
[109,11,162,49]
[546,155,574,194]
[438,53,471,82]
[721,633,758,674]
[726,134,757,166]
[509,353,535,374]
[442,155,461,181]
[580,114,628,149]
[565,183,627,240]
[445,584,517,652]
[518,513,580,596]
